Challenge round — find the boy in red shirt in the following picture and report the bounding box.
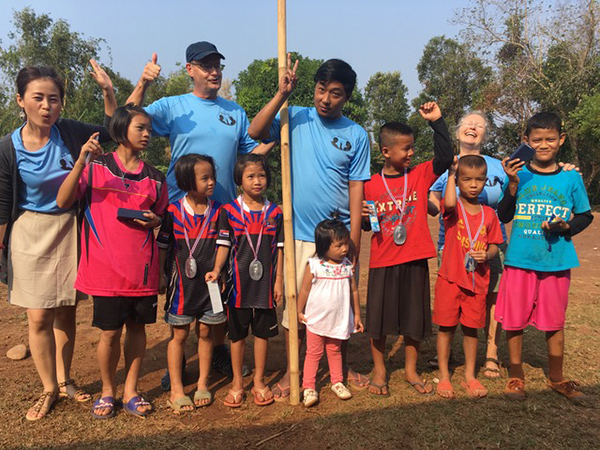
[433,155,503,399]
[363,102,453,396]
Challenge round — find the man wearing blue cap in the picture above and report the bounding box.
[127,41,268,398]
[127,41,271,205]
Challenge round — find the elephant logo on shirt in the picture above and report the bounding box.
[59,152,74,171]
[486,175,502,187]
[218,113,236,126]
[331,136,352,151]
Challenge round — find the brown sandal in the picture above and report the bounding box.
[58,379,91,403]
[26,390,59,421]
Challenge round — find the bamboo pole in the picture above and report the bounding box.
[278,0,300,406]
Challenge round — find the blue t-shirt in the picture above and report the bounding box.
[430,154,507,248]
[269,106,371,242]
[502,166,590,272]
[13,125,74,213]
[145,94,257,204]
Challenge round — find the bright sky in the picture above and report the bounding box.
[1,0,467,101]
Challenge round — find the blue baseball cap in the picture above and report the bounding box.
[186,41,225,62]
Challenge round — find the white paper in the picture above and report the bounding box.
[207,281,224,313]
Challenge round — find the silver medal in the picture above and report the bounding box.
[185,257,197,279]
[393,224,407,245]
[249,259,263,281]
[464,253,477,273]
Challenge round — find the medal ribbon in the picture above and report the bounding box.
[381,168,408,224]
[181,198,212,259]
[457,198,485,288]
[238,196,268,262]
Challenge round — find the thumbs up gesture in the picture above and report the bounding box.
[141,52,161,85]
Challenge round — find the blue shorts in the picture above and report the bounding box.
[165,308,227,326]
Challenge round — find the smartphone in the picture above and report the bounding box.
[117,208,150,222]
[508,143,535,163]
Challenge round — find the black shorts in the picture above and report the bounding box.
[366,259,431,341]
[92,295,158,331]
[228,307,278,341]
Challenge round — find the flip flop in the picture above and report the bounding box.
[193,390,213,408]
[461,379,488,398]
[347,371,370,390]
[273,382,290,402]
[369,381,390,397]
[436,380,455,399]
[251,386,275,406]
[223,389,245,408]
[482,358,503,379]
[92,396,117,419]
[407,379,434,396]
[166,396,195,414]
[124,395,152,418]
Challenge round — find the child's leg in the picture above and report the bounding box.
[324,337,344,385]
[436,326,455,382]
[167,325,190,405]
[302,329,325,390]
[253,337,271,399]
[123,318,150,413]
[369,336,388,394]
[96,326,122,415]
[506,330,524,379]
[229,339,245,393]
[462,325,479,382]
[546,330,564,382]
[404,336,432,393]
[197,323,214,395]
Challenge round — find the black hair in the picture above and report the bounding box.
[314,218,350,259]
[174,153,216,193]
[109,103,152,145]
[379,122,414,150]
[314,59,357,97]
[456,155,488,177]
[233,153,271,188]
[16,66,65,103]
[525,112,562,136]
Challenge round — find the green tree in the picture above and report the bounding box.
[364,71,410,172]
[0,8,133,136]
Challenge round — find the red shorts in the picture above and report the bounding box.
[495,266,570,331]
[433,276,486,329]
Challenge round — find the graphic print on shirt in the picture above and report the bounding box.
[218,112,236,126]
[512,183,572,242]
[374,188,418,239]
[331,136,353,151]
[455,217,489,252]
[59,149,74,171]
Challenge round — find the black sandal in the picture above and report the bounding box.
[482,358,503,378]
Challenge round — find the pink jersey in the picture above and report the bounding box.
[74,152,168,296]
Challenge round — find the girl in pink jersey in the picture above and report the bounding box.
[57,104,168,419]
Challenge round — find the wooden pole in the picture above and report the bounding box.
[278,0,300,406]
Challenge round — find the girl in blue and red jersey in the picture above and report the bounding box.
[206,153,284,408]
[157,154,223,413]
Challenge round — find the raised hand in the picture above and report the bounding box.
[502,157,525,185]
[142,52,161,85]
[278,52,298,98]
[448,156,458,175]
[89,60,113,91]
[419,101,442,122]
[78,132,102,166]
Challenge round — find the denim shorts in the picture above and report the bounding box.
[165,308,227,326]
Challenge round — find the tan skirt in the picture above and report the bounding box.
[8,209,84,308]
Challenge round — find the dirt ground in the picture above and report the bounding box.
[0,214,599,450]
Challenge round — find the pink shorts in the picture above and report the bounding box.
[495,266,570,331]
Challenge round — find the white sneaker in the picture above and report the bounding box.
[331,382,352,400]
[303,388,318,407]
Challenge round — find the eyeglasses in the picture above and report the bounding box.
[190,62,225,72]
[461,122,486,130]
